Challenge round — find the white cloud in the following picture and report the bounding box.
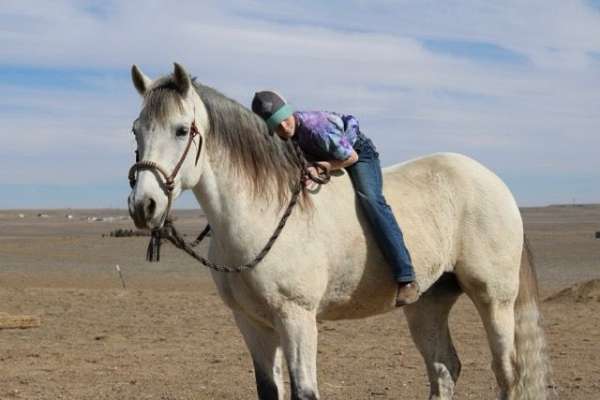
[0,0,599,205]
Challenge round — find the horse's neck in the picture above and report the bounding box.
[192,157,281,252]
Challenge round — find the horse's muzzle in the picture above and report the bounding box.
[128,193,159,229]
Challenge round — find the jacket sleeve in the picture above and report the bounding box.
[322,113,354,160]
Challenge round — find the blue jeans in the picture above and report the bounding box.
[345,133,415,283]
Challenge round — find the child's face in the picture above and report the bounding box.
[275,115,296,140]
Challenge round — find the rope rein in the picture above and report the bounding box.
[129,120,330,272]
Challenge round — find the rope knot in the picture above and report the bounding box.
[166,178,175,192]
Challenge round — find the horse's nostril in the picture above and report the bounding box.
[145,198,156,218]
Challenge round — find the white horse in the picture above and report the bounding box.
[127,63,550,400]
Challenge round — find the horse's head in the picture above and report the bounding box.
[127,63,207,229]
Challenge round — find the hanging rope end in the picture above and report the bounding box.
[146,229,162,262]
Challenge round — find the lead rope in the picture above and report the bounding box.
[142,139,330,270]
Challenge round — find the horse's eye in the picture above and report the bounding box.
[176,127,188,137]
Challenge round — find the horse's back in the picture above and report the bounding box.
[384,152,522,246]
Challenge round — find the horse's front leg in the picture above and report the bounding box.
[233,311,285,400]
[275,306,320,400]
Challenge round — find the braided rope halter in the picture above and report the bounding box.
[128,118,330,271]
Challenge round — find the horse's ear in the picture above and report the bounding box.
[173,62,191,96]
[131,65,151,96]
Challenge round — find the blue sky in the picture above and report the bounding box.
[1,0,599,208]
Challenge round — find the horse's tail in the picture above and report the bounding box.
[512,234,552,399]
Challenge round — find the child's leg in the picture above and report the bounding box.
[346,146,415,283]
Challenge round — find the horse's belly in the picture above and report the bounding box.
[317,257,399,321]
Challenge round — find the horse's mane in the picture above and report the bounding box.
[141,75,307,209]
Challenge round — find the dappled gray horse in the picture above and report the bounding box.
[127,63,550,400]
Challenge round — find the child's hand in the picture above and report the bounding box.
[315,161,331,173]
[302,166,319,190]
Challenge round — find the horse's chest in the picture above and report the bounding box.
[210,272,279,326]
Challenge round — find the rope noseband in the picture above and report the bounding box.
[128,120,202,193]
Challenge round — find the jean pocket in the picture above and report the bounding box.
[356,145,377,161]
[354,134,379,158]
[353,138,366,153]
[363,139,379,158]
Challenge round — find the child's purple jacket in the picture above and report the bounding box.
[293,111,359,161]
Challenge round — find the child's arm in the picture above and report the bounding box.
[303,150,359,189]
[316,150,358,171]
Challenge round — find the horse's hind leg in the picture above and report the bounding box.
[457,260,520,399]
[404,274,463,400]
[233,311,285,400]
[469,297,516,400]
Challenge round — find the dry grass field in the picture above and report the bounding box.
[1,206,599,399]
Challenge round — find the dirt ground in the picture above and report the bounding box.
[1,206,599,399]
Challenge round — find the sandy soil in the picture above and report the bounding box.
[1,206,599,399]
